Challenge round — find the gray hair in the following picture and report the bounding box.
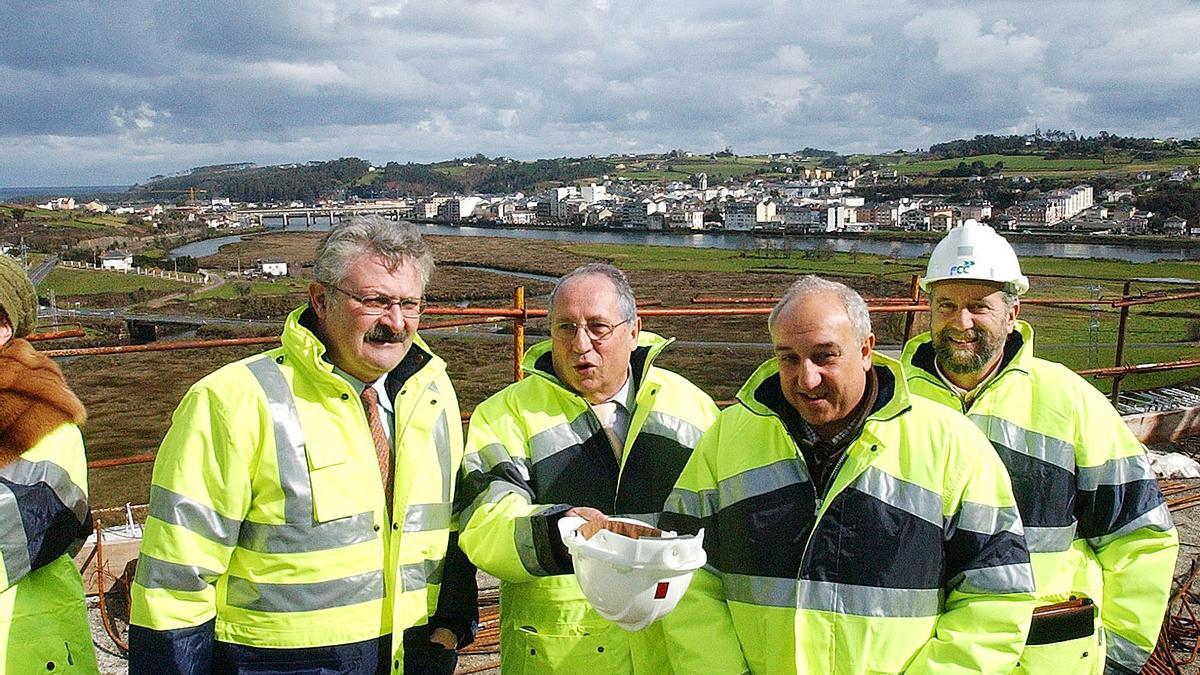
[768,275,872,342]
[548,263,637,322]
[926,284,1020,310]
[312,216,434,288]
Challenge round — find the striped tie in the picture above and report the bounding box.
[360,386,394,517]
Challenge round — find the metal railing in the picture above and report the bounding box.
[31,276,1200,668]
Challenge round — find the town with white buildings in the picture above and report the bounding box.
[14,153,1200,241]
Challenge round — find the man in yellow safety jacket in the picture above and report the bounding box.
[901,220,1177,674]
[0,254,100,673]
[129,216,476,674]
[660,274,1037,674]
[456,263,718,674]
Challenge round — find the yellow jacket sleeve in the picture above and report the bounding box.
[456,401,571,582]
[659,420,752,674]
[130,384,253,631]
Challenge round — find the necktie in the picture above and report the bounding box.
[592,400,623,461]
[359,386,394,516]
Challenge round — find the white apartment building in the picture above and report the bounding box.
[957,202,993,222]
[580,184,608,203]
[899,208,930,230]
[667,208,705,230]
[1008,199,1062,227]
[615,199,655,228]
[438,196,484,221]
[723,200,776,231]
[1045,185,1094,220]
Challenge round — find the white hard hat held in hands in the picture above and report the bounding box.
[558,515,706,632]
[921,219,1029,295]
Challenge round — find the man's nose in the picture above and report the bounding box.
[378,303,406,328]
[798,361,821,390]
[570,325,593,353]
[948,308,973,330]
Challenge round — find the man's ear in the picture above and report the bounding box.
[1003,299,1020,335]
[860,333,875,370]
[309,282,328,320]
[628,316,642,351]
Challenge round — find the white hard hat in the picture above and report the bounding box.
[559,516,707,632]
[921,220,1029,295]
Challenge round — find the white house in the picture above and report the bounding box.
[99,249,133,271]
[259,258,289,276]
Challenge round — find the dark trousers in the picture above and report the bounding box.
[210,627,456,675]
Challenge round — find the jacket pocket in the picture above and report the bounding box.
[507,623,632,675]
[309,460,375,523]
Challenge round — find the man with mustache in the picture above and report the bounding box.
[455,263,718,673]
[660,275,1036,674]
[901,221,1177,674]
[130,216,476,674]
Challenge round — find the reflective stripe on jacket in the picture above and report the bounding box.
[659,354,1036,675]
[901,321,1177,674]
[0,423,99,674]
[130,305,464,673]
[457,332,718,674]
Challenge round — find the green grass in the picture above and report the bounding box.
[1,205,133,230]
[891,153,1200,177]
[41,266,191,295]
[195,279,307,300]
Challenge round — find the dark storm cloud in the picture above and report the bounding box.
[3,0,1198,184]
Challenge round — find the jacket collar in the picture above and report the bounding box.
[903,319,1034,382]
[281,304,444,395]
[736,351,910,426]
[523,331,674,397]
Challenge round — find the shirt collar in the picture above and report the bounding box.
[331,365,393,415]
[601,366,635,411]
[934,355,1000,408]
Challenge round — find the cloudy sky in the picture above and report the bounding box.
[3,0,1198,186]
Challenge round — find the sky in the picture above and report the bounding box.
[3,0,1199,187]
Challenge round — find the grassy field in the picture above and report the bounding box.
[892,152,1200,177]
[1,205,134,230]
[614,156,772,182]
[37,233,1200,506]
[195,278,306,300]
[41,265,191,295]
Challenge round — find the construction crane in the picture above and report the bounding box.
[140,187,209,207]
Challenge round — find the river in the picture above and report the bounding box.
[168,218,1198,263]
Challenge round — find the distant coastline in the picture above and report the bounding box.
[0,185,131,201]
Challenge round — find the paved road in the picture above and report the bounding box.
[27,254,58,284]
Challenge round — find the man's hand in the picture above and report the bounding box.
[429,627,458,650]
[567,507,662,540]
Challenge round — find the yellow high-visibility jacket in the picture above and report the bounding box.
[0,423,99,674]
[130,305,465,673]
[457,332,718,674]
[660,354,1037,674]
[902,321,1177,674]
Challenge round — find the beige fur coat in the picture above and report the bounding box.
[0,339,86,465]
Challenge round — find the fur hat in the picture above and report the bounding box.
[0,256,37,338]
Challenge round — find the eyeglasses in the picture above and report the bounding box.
[330,285,424,318]
[551,319,630,342]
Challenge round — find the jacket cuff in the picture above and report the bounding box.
[531,504,576,576]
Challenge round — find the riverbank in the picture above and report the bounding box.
[458,218,1200,251]
[167,218,1200,263]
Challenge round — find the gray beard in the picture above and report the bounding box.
[933,331,1002,376]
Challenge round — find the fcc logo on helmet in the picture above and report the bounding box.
[949,259,976,276]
